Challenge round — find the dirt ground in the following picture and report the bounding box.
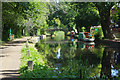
[0,37,31,79]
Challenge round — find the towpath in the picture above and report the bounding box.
[0,37,31,80]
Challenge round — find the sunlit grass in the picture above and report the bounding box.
[20,43,60,78]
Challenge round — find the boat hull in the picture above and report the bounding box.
[78,32,95,42]
[83,38,95,42]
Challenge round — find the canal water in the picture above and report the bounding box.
[35,31,120,79]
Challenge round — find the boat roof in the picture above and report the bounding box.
[79,32,90,33]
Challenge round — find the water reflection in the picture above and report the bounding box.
[57,48,61,59]
[100,48,120,78]
[78,42,95,50]
[35,32,120,79]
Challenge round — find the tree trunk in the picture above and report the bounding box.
[94,2,116,39]
[99,8,115,39]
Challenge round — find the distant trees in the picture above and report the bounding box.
[71,2,101,32]
[47,2,76,30]
[2,2,49,41]
[47,2,101,32]
[2,2,28,41]
[2,2,118,41]
[111,3,120,28]
[66,2,117,39]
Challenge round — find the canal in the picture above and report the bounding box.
[35,31,120,79]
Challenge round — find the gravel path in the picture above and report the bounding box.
[0,37,31,79]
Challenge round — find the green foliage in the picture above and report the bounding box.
[93,27,104,40]
[94,2,117,39]
[2,2,49,41]
[111,4,120,25]
[20,45,44,67]
[40,28,46,35]
[47,2,101,32]
[81,27,86,32]
[47,2,76,28]
[37,28,40,35]
[67,31,71,35]
[72,2,100,31]
[54,31,65,41]
[2,2,29,41]
[20,44,58,78]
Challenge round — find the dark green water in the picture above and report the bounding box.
[36,31,120,79]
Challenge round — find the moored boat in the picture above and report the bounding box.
[78,32,95,42]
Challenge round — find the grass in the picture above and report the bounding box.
[19,39,120,79]
[19,43,59,78]
[0,40,6,46]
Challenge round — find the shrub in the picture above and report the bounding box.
[93,27,104,40]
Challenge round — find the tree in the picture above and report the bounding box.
[71,2,101,32]
[2,2,49,41]
[47,2,101,32]
[94,2,116,39]
[111,3,120,28]
[2,2,29,41]
[47,2,76,30]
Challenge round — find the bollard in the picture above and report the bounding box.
[28,61,33,70]
[26,40,28,48]
[27,50,30,56]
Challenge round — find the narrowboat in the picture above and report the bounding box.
[78,32,95,42]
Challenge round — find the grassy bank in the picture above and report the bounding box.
[19,43,60,78]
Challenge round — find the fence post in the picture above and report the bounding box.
[27,50,30,56]
[26,39,28,48]
[28,61,33,70]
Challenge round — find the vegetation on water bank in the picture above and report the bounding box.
[0,40,5,46]
[20,44,55,78]
[54,31,65,41]
[93,27,104,40]
[20,43,79,78]
[20,41,98,79]
[20,38,120,79]
[20,43,81,78]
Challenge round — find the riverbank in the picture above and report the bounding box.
[94,38,120,53]
[19,42,60,78]
[99,38,120,47]
[17,35,120,79]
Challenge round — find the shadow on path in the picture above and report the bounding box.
[10,41,26,44]
[0,47,8,49]
[0,69,20,80]
[4,44,22,47]
[0,37,31,80]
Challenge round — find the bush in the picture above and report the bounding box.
[40,28,46,35]
[93,27,104,40]
[67,31,71,35]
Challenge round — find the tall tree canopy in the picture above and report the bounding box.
[47,2,101,31]
[94,2,116,39]
[2,2,49,41]
[71,2,100,31]
[2,1,118,41]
